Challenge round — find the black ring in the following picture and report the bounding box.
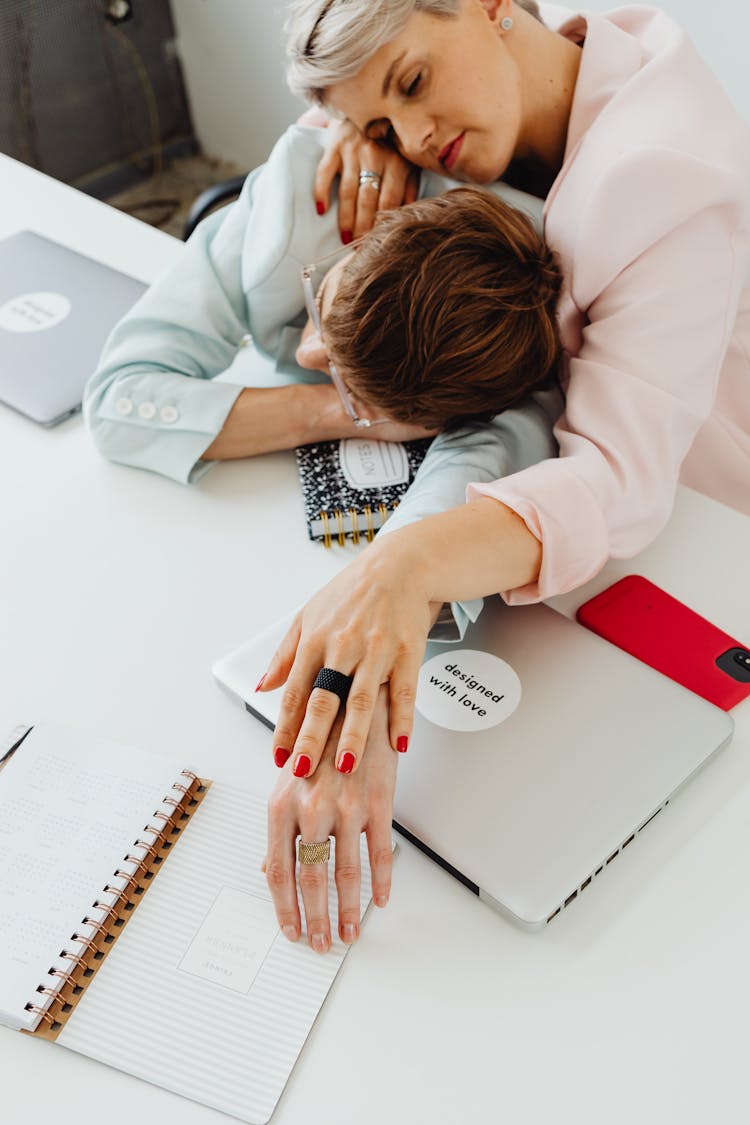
[312,667,353,706]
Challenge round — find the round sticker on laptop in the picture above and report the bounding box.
[416,649,522,732]
[0,292,72,333]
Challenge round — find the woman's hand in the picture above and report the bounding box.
[265,687,398,952]
[262,529,435,778]
[258,499,543,782]
[314,119,420,241]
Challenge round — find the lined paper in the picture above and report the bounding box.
[0,723,184,1031]
[58,784,375,1124]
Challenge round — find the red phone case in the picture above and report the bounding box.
[576,575,750,711]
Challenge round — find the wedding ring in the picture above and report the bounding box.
[298,838,331,864]
[359,169,382,192]
[313,666,353,706]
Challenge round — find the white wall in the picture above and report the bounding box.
[170,0,749,172]
[169,0,306,170]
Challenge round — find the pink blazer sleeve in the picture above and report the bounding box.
[468,149,750,603]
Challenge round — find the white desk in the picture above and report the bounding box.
[2,153,749,1125]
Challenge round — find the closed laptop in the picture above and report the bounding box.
[0,230,146,426]
[213,597,734,929]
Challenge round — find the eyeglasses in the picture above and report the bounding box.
[301,244,388,430]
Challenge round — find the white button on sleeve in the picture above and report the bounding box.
[115,397,134,416]
[159,405,179,424]
[137,401,157,420]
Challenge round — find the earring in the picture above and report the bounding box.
[501,15,513,30]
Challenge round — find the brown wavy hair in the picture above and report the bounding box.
[324,186,562,430]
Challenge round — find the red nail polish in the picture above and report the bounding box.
[293,754,312,778]
[396,735,409,754]
[337,751,355,774]
[341,230,353,245]
[273,746,291,768]
[255,673,266,692]
[315,200,325,215]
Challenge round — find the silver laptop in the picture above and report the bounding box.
[0,230,146,426]
[213,596,734,930]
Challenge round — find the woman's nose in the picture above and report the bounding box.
[393,111,434,162]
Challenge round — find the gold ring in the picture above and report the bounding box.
[298,838,331,864]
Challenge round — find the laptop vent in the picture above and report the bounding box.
[545,799,670,924]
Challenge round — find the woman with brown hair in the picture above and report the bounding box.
[299,186,562,429]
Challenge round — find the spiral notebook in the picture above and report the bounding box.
[0,722,375,1123]
[295,436,432,546]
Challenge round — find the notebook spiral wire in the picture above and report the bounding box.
[318,501,396,547]
[23,769,208,1037]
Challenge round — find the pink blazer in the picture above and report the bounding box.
[469,5,750,602]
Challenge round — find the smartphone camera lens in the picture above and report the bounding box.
[716,647,750,684]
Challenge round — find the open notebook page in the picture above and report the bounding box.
[58,783,375,1125]
[0,722,188,1032]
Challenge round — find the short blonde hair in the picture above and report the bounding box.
[285,0,541,105]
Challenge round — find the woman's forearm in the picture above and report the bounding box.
[201,383,353,460]
[202,383,440,461]
[370,497,542,604]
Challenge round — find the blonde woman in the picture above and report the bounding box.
[260,0,750,952]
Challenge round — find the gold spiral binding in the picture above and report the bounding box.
[137,823,170,846]
[24,770,210,1042]
[24,1004,55,1026]
[319,510,332,548]
[112,870,143,890]
[123,852,152,873]
[318,501,403,548]
[80,917,109,938]
[92,899,121,922]
[347,508,360,545]
[70,932,100,952]
[58,951,87,968]
[48,968,76,985]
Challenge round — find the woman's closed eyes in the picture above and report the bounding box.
[402,70,423,98]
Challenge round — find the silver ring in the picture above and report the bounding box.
[359,170,381,192]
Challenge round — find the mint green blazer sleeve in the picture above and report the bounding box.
[84,174,259,484]
[83,127,342,483]
[379,388,562,640]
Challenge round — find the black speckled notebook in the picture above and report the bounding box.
[295,436,432,546]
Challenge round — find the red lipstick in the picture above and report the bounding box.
[439,133,464,172]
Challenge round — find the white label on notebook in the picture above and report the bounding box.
[179,886,279,994]
[0,292,71,333]
[339,438,409,489]
[416,649,522,731]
